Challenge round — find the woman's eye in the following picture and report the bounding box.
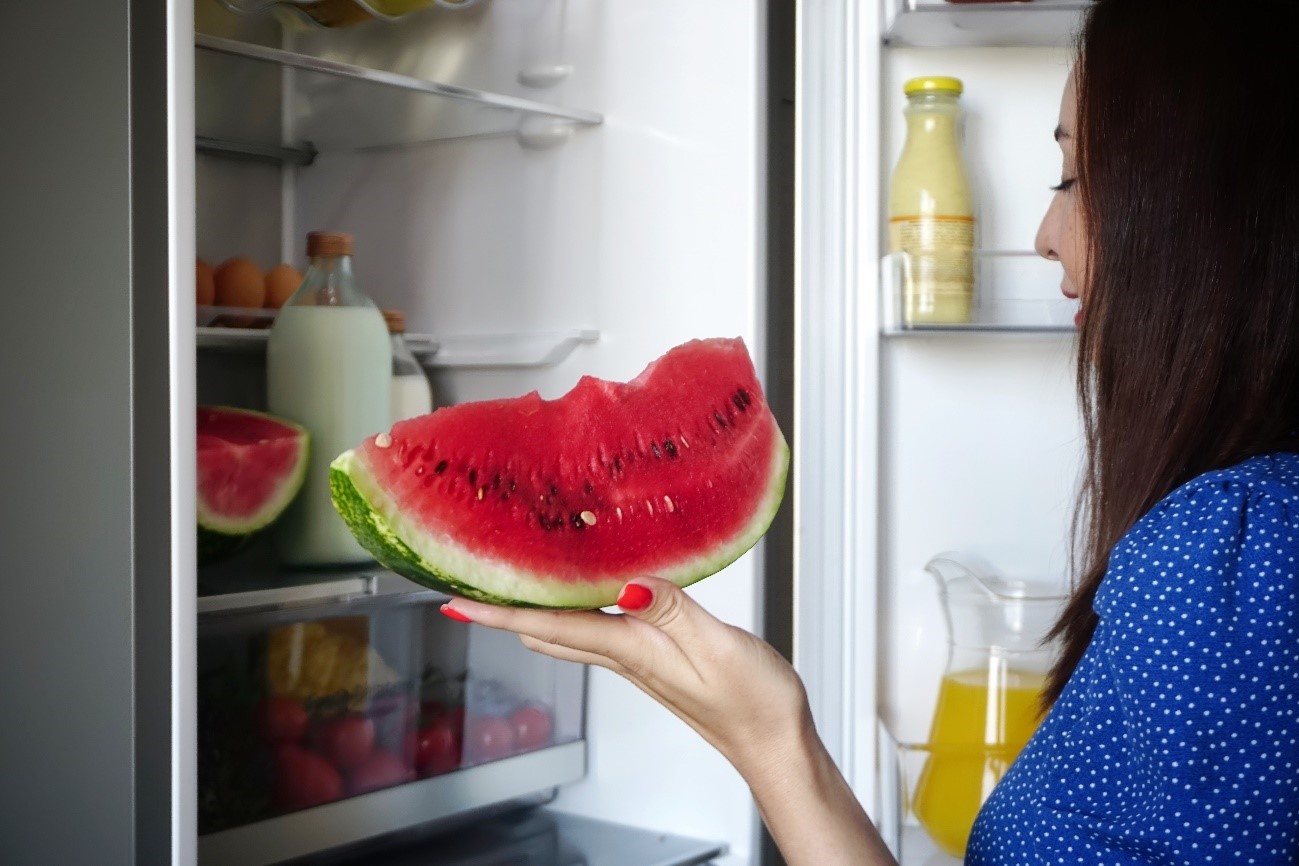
[1050,178,1077,193]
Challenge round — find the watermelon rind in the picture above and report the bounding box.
[197,407,310,565]
[329,438,790,610]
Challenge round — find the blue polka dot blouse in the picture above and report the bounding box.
[967,452,1299,865]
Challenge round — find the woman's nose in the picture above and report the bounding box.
[1035,200,1060,262]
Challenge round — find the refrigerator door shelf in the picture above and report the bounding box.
[879,250,1077,335]
[196,34,602,158]
[885,0,1091,49]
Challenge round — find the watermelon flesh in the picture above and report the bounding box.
[330,337,789,609]
[198,406,309,564]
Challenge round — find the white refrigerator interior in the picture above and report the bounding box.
[197,0,766,861]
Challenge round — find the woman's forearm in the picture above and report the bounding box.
[739,719,898,866]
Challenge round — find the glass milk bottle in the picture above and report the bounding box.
[383,309,436,423]
[888,76,976,325]
[267,232,391,567]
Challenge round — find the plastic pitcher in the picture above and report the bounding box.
[910,553,1065,858]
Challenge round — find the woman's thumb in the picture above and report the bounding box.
[615,576,711,639]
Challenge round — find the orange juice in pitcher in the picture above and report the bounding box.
[910,553,1063,858]
[912,666,1045,857]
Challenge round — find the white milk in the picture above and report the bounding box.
[267,304,392,567]
[391,373,434,423]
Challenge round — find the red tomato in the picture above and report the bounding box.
[464,715,516,764]
[316,715,376,771]
[346,749,415,796]
[273,745,343,812]
[412,716,462,778]
[255,696,309,745]
[508,704,554,752]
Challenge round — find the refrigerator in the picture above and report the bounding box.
[1,0,1088,864]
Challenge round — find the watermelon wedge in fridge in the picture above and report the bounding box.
[197,406,309,564]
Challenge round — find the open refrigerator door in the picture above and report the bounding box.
[794,2,1089,864]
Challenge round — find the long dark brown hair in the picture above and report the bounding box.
[1044,0,1299,706]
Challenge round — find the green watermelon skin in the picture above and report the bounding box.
[329,337,789,609]
[330,441,789,609]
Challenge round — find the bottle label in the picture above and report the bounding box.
[889,215,974,254]
[889,216,975,324]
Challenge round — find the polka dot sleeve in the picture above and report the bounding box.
[967,454,1299,865]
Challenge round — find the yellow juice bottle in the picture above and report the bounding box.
[911,667,1045,858]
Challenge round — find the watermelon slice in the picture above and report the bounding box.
[197,406,310,564]
[329,337,789,609]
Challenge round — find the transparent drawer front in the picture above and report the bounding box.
[198,601,583,836]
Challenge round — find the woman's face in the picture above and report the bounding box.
[1035,70,1088,326]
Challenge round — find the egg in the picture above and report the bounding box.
[214,257,266,309]
[265,264,303,309]
[196,258,215,306]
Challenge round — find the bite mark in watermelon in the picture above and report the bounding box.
[198,406,310,564]
[329,337,789,609]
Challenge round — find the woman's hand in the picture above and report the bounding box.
[441,576,809,777]
[443,578,897,865]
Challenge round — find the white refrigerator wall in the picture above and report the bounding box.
[206,0,767,859]
[873,48,1083,745]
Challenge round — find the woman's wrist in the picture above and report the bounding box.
[737,706,897,866]
[729,699,822,790]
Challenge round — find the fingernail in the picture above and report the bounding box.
[441,604,473,623]
[617,583,653,611]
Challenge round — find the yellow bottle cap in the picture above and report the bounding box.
[903,76,964,96]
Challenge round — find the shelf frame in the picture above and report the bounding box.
[195,327,599,369]
[195,33,603,160]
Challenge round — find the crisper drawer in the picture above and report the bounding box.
[196,571,586,866]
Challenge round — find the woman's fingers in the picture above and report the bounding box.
[516,633,626,672]
[442,579,720,685]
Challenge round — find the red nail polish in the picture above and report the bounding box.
[617,584,653,611]
[441,604,473,623]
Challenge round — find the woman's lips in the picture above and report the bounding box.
[1063,285,1081,327]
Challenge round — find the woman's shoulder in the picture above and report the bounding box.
[1142,450,1299,529]
[1098,452,1299,615]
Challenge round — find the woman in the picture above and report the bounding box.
[442,0,1299,862]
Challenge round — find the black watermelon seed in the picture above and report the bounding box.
[550,484,560,497]
[570,513,585,530]
[612,457,623,475]
[714,411,728,429]
[584,481,594,496]
[732,393,747,412]
[664,439,678,458]
[651,442,662,459]
[468,469,478,485]
[434,460,449,475]
[739,388,753,406]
